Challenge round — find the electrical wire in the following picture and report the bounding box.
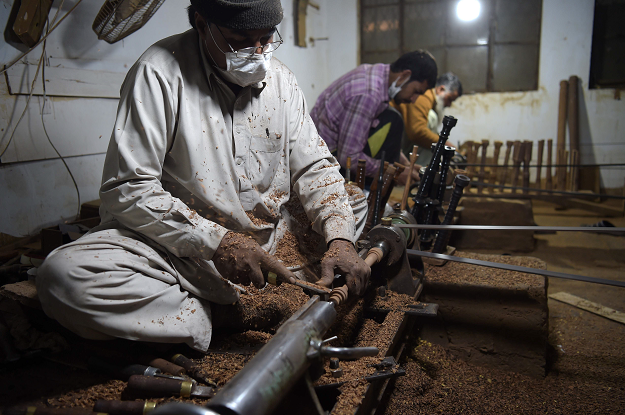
[41,53,81,219]
[0,48,46,158]
[0,0,82,75]
[39,2,82,219]
[0,0,67,159]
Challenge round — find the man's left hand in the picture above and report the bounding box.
[317,239,370,297]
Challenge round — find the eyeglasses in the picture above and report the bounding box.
[209,24,283,58]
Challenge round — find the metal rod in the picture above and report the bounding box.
[407,249,625,288]
[460,162,625,169]
[467,181,625,200]
[432,175,470,253]
[395,224,625,233]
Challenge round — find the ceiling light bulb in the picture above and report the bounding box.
[457,0,481,21]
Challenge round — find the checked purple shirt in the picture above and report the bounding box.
[310,63,390,177]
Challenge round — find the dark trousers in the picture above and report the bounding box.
[362,106,404,186]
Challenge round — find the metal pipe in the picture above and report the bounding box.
[436,146,455,205]
[206,298,336,415]
[416,116,457,200]
[432,174,470,253]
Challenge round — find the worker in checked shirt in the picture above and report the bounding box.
[310,51,437,187]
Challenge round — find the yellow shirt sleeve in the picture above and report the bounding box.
[391,89,439,148]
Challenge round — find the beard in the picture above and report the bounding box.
[434,94,446,124]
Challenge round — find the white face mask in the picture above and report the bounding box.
[218,51,272,87]
[205,24,272,87]
[388,76,408,100]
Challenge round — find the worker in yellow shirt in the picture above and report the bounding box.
[392,72,462,166]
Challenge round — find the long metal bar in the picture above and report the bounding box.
[406,249,625,288]
[394,224,625,233]
[461,162,625,168]
[468,180,625,200]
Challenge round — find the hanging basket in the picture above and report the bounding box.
[92,0,165,44]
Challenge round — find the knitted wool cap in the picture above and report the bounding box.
[191,0,283,30]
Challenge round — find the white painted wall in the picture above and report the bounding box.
[0,0,359,237]
[5,0,619,238]
[444,0,625,189]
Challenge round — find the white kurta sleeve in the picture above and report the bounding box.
[100,62,229,260]
[287,73,357,244]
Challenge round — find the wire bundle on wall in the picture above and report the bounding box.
[0,0,83,219]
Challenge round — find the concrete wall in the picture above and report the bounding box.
[0,0,359,237]
[444,0,625,188]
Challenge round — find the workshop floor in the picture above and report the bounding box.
[1,199,624,414]
[381,199,625,414]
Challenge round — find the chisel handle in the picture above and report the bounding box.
[3,407,102,415]
[127,375,194,398]
[94,400,156,415]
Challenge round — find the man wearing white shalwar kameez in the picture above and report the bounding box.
[37,0,370,352]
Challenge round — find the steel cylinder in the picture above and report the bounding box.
[432,174,470,253]
[206,299,336,415]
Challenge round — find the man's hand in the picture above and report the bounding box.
[317,239,370,297]
[396,152,422,186]
[213,232,296,288]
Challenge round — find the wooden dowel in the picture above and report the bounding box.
[557,80,569,190]
[499,140,513,188]
[477,139,489,193]
[568,76,580,155]
[510,141,523,193]
[522,140,532,194]
[490,141,503,193]
[536,139,545,189]
[400,145,419,211]
[571,150,579,192]
[546,139,553,190]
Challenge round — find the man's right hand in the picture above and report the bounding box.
[213,232,296,288]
